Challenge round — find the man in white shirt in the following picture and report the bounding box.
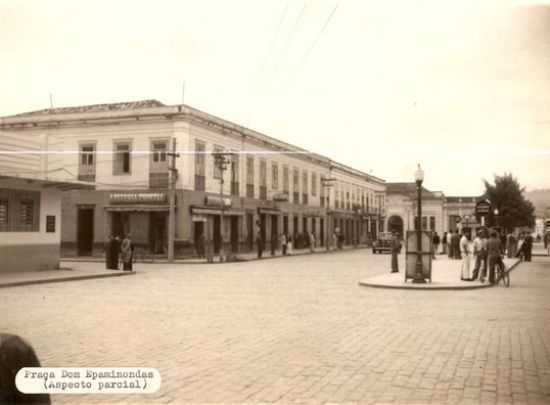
[471,232,483,280]
[460,232,471,280]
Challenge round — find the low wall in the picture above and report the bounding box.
[0,244,60,272]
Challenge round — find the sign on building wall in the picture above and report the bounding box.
[109,192,167,204]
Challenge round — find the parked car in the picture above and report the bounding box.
[372,232,394,254]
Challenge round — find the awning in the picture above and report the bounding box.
[104,205,169,212]
[191,206,244,216]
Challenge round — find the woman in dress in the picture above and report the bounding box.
[120,234,134,271]
[287,235,293,255]
[460,232,472,280]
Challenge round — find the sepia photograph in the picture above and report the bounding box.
[1,0,550,404]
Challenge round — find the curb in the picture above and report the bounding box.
[358,258,522,291]
[0,271,136,289]
[62,246,372,265]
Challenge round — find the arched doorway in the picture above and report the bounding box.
[387,215,404,238]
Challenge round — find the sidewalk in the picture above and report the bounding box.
[359,256,521,290]
[0,265,135,288]
[63,244,371,264]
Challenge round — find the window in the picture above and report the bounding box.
[271,162,279,190]
[293,168,299,203]
[113,142,131,174]
[422,216,428,230]
[194,140,206,191]
[311,172,317,196]
[0,190,39,232]
[246,156,254,198]
[78,144,96,181]
[152,141,167,163]
[230,153,239,196]
[430,216,436,231]
[259,159,267,200]
[283,165,289,193]
[302,170,308,205]
[213,145,224,180]
[0,199,7,230]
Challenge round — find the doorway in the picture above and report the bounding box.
[246,213,254,250]
[193,221,205,256]
[77,207,94,256]
[213,215,221,254]
[230,216,239,253]
[149,212,167,254]
[320,218,324,246]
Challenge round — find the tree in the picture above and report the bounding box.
[483,173,535,232]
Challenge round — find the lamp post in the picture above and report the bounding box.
[413,164,426,283]
[213,151,232,262]
[493,207,499,232]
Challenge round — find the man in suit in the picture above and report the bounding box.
[523,232,533,262]
[487,231,502,284]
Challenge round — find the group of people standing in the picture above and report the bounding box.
[105,234,134,271]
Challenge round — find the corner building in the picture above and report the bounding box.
[0,100,386,258]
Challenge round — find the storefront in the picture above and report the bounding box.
[190,195,243,255]
[104,191,169,255]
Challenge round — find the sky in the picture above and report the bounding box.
[1,0,550,195]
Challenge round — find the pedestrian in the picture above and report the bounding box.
[432,231,440,259]
[453,231,462,259]
[471,231,485,281]
[506,231,514,258]
[112,235,121,270]
[309,231,315,253]
[447,230,453,258]
[523,231,533,262]
[487,231,502,284]
[545,231,550,256]
[0,333,51,404]
[256,227,264,259]
[390,232,401,273]
[281,233,287,255]
[287,235,293,255]
[460,231,471,281]
[120,234,134,271]
[441,231,447,255]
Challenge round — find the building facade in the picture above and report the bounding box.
[0,131,92,271]
[384,182,482,239]
[0,100,386,258]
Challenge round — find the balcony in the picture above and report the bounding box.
[77,173,96,183]
[195,175,205,191]
[149,172,169,189]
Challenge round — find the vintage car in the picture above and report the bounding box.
[372,232,394,254]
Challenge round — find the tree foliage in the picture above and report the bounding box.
[483,173,535,232]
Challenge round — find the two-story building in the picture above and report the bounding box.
[0,100,386,259]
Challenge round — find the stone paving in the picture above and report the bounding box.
[2,251,550,405]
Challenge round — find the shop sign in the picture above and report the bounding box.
[192,214,208,222]
[475,200,491,216]
[110,192,167,204]
[204,196,231,207]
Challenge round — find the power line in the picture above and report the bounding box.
[298,2,339,68]
[273,1,308,74]
[259,1,290,74]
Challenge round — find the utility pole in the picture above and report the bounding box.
[167,138,180,262]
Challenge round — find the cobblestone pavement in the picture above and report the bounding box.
[2,251,550,405]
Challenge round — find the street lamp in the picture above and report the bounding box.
[413,164,426,283]
[213,151,232,262]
